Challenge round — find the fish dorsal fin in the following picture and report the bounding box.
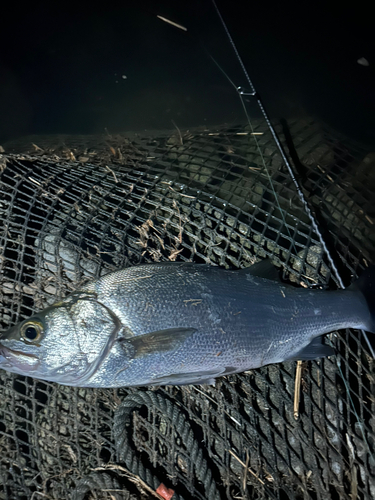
[241,259,282,282]
[121,327,197,358]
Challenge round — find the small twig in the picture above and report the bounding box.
[105,165,118,183]
[294,360,303,420]
[365,214,374,225]
[300,274,318,283]
[168,246,183,261]
[171,120,183,145]
[179,192,196,199]
[228,450,265,485]
[28,177,42,186]
[172,200,183,244]
[92,465,165,499]
[155,234,165,250]
[243,450,249,490]
[207,132,264,136]
[237,131,264,136]
[168,185,196,199]
[192,386,241,426]
[157,15,187,31]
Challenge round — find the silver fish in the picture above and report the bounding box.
[0,261,374,387]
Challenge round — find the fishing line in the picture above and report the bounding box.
[206,53,305,265]
[205,11,325,288]
[210,0,340,282]
[211,0,374,465]
[210,0,374,355]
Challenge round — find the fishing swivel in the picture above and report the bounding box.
[237,86,257,97]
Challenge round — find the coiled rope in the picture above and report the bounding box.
[113,390,221,500]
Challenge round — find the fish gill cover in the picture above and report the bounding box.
[0,5,375,500]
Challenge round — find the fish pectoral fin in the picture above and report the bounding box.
[123,327,197,358]
[151,368,224,386]
[286,337,335,361]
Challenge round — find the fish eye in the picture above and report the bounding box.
[20,321,43,343]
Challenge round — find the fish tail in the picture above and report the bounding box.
[349,265,375,333]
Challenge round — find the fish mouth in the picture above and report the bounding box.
[0,343,40,372]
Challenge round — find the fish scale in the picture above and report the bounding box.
[0,261,374,387]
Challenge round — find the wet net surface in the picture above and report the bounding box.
[0,118,374,499]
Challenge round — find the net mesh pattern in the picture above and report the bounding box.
[0,118,374,499]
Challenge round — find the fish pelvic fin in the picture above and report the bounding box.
[349,265,375,333]
[150,368,224,386]
[285,337,335,362]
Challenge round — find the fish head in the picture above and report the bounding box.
[0,294,120,385]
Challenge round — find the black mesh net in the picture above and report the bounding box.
[0,118,374,499]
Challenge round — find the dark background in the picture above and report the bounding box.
[0,1,373,144]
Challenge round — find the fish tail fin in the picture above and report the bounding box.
[349,265,375,333]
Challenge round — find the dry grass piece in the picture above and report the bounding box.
[293,360,303,420]
[228,449,265,486]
